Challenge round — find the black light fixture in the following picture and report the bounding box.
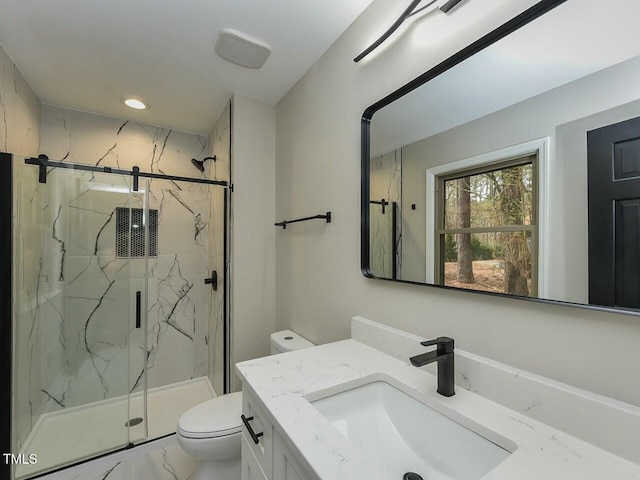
[440,0,463,13]
[191,156,216,172]
[354,0,465,63]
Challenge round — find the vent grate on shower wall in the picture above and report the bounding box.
[116,207,158,258]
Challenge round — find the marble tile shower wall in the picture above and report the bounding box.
[369,149,402,277]
[35,105,222,413]
[0,44,41,156]
[2,41,42,453]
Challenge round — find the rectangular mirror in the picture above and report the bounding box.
[362,0,640,313]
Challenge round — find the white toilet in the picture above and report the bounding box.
[177,330,314,480]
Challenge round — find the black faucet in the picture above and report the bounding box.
[409,337,455,397]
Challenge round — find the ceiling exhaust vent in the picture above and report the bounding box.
[215,29,271,69]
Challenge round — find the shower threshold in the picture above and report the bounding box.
[15,377,214,479]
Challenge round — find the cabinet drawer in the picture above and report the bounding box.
[242,389,274,478]
[242,433,269,480]
[273,432,314,480]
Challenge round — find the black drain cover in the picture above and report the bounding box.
[403,473,424,480]
[125,417,144,427]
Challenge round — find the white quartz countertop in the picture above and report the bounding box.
[235,339,640,480]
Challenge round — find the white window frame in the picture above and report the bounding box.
[425,137,549,296]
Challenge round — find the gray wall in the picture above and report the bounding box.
[231,95,276,391]
[275,0,640,407]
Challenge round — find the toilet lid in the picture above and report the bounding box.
[178,392,243,439]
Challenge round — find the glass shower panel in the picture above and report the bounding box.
[140,177,222,407]
[12,154,226,478]
[13,163,136,479]
[128,180,149,445]
[12,156,46,479]
[370,203,394,278]
[369,202,401,280]
[210,186,227,395]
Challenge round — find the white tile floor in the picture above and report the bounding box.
[17,378,214,479]
[38,435,200,480]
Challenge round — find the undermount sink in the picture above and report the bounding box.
[310,379,515,480]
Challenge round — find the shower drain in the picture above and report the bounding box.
[125,417,144,427]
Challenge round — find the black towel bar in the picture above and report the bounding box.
[275,212,331,229]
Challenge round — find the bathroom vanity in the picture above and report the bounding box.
[237,318,640,480]
[240,391,311,480]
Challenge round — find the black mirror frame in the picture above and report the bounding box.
[359,0,640,317]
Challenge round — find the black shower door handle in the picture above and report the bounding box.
[204,271,218,291]
[135,291,141,329]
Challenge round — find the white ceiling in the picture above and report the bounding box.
[0,0,373,134]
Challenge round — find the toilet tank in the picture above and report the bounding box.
[270,330,314,354]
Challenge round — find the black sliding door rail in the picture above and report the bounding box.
[371,199,389,214]
[25,156,228,190]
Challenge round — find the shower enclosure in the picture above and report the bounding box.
[8,152,230,479]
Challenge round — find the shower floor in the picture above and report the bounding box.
[16,377,215,479]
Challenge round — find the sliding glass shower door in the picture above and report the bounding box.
[12,160,146,478]
[11,151,228,479]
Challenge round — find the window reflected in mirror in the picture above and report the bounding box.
[437,158,536,296]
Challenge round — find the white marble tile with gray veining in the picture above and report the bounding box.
[369,148,402,278]
[0,44,40,157]
[37,435,199,480]
[20,105,223,417]
[40,105,210,180]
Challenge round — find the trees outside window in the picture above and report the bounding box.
[436,155,537,296]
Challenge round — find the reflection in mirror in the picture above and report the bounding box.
[365,0,640,311]
[437,157,537,296]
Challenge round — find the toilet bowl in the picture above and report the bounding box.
[177,392,242,480]
[176,330,314,479]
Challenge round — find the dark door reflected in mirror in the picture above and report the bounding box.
[362,0,640,313]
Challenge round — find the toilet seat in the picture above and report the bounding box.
[177,391,242,439]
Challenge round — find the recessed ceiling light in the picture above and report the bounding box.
[123,98,148,110]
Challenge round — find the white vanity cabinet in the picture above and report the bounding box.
[241,433,269,480]
[273,432,311,480]
[241,387,314,480]
[241,389,273,477]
